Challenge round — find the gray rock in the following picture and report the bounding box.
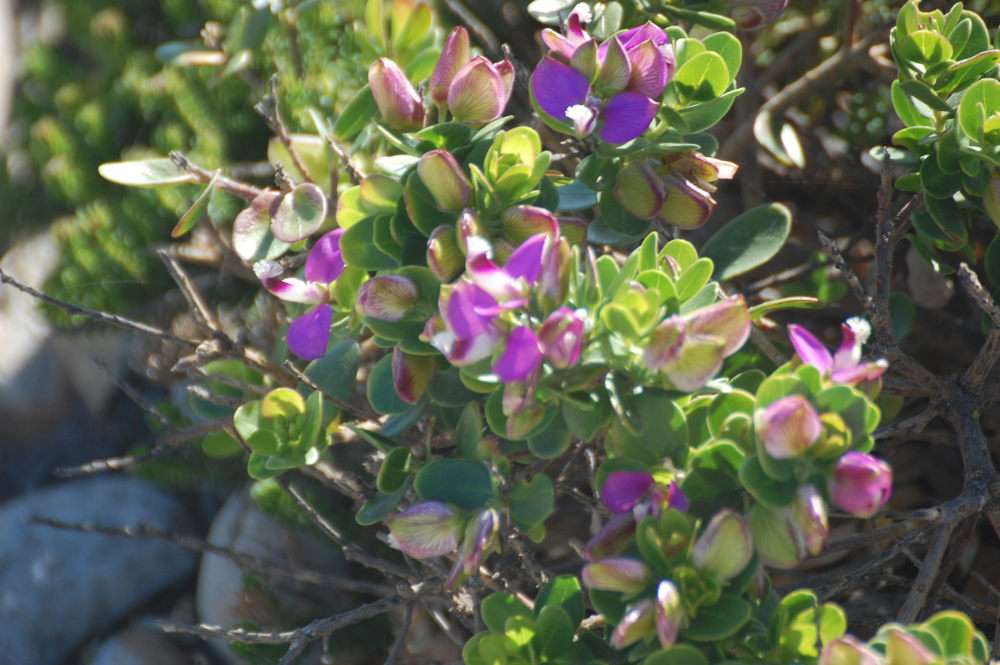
[197,488,346,665]
[0,476,197,665]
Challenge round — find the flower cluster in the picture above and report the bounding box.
[530,11,675,144]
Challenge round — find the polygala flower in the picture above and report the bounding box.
[788,318,888,386]
[828,451,892,518]
[599,471,688,518]
[355,275,418,322]
[256,229,344,360]
[446,507,500,589]
[530,21,675,143]
[448,56,514,125]
[756,394,823,459]
[369,58,425,131]
[609,580,685,650]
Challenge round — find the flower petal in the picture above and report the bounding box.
[305,229,345,283]
[287,304,332,360]
[448,56,506,125]
[788,324,833,374]
[530,57,590,122]
[601,471,654,514]
[598,92,658,143]
[494,325,543,382]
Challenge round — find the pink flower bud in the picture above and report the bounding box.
[538,307,586,369]
[611,599,656,649]
[728,0,789,29]
[446,508,499,589]
[887,629,937,665]
[654,580,683,651]
[792,484,829,557]
[582,557,653,593]
[426,225,464,282]
[691,509,753,582]
[387,501,463,558]
[658,175,716,229]
[429,26,470,105]
[828,452,892,518]
[418,149,470,212]
[392,347,436,404]
[756,395,823,459]
[501,205,560,245]
[356,275,418,322]
[369,58,425,131]
[820,635,884,665]
[583,513,636,561]
[614,159,666,219]
[448,56,512,125]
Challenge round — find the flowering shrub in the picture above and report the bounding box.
[72,0,999,663]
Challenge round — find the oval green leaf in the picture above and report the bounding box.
[701,203,792,280]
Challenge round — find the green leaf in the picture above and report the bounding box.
[261,387,306,419]
[334,84,377,140]
[532,605,574,659]
[246,430,281,456]
[509,474,555,529]
[526,412,572,459]
[172,169,220,238]
[341,216,400,270]
[644,644,709,665]
[232,193,290,262]
[701,203,792,280]
[674,51,730,102]
[233,400,265,441]
[557,179,598,211]
[98,158,195,187]
[891,79,932,127]
[898,29,954,66]
[957,78,1000,139]
[201,431,242,458]
[678,88,740,134]
[682,595,752,641]
[754,111,804,168]
[984,234,1000,288]
[748,296,820,319]
[739,456,798,507]
[456,402,485,460]
[367,354,411,415]
[890,292,916,342]
[920,156,962,198]
[923,194,968,245]
[296,390,324,449]
[899,79,953,113]
[355,482,408,525]
[481,592,533,633]
[270,183,328,243]
[377,445,413,493]
[701,33,741,84]
[534,575,584,627]
[414,459,495,510]
[247,453,284,479]
[305,340,360,400]
[676,258,714,301]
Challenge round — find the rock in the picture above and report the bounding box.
[87,626,190,665]
[196,487,348,665]
[0,476,197,665]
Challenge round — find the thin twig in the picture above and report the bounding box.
[957,263,1000,392]
[157,249,222,336]
[439,0,500,58]
[157,593,409,644]
[256,75,315,185]
[898,523,955,623]
[384,603,414,665]
[0,267,196,347]
[171,151,263,202]
[31,517,393,596]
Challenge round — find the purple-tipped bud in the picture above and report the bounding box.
[501,205,560,245]
[644,317,685,371]
[418,149,470,212]
[392,347,436,404]
[430,26,471,105]
[886,630,937,665]
[828,452,892,518]
[287,304,333,360]
[615,159,665,219]
[658,175,716,229]
[583,513,637,561]
[447,507,500,589]
[792,484,829,556]
[387,501,463,558]
[456,209,487,254]
[654,580,683,651]
[448,56,512,125]
[356,275,418,322]
[611,599,656,649]
[305,229,345,284]
[369,58,425,131]
[756,395,823,459]
[427,226,464,282]
[538,307,586,369]
[601,471,655,514]
[691,509,753,582]
[684,295,752,356]
[582,557,653,593]
[819,635,884,665]
[748,485,828,569]
[727,0,789,29]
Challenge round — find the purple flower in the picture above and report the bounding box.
[493,325,544,382]
[600,471,688,518]
[537,307,586,369]
[423,280,505,366]
[788,318,888,386]
[828,452,892,518]
[257,229,345,360]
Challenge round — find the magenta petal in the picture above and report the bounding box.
[503,234,547,284]
[494,326,543,382]
[287,304,332,360]
[531,57,590,122]
[305,229,345,283]
[602,471,655,514]
[598,92,658,143]
[446,283,497,339]
[788,324,833,373]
